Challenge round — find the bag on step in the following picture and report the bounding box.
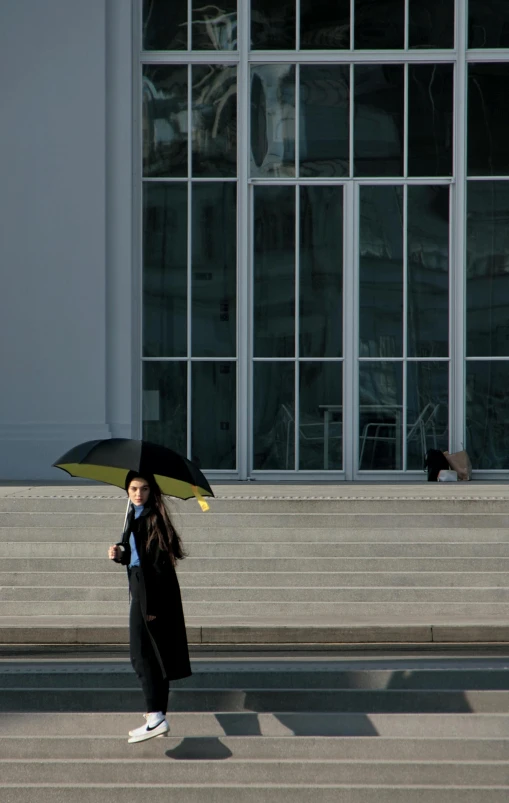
[424,449,450,481]
[443,450,472,481]
[438,469,458,482]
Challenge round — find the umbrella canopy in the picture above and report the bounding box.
[53,438,213,506]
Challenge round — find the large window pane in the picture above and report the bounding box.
[192,363,236,469]
[300,0,350,49]
[469,1,509,48]
[409,0,454,48]
[192,183,236,357]
[467,362,509,469]
[192,65,237,177]
[355,0,404,49]
[407,362,449,470]
[300,66,349,178]
[143,184,187,358]
[143,66,188,178]
[359,362,403,470]
[468,64,509,177]
[143,362,187,455]
[354,65,404,177]
[192,0,237,50]
[300,186,343,358]
[359,186,404,357]
[254,187,295,357]
[251,0,296,49]
[408,186,450,358]
[300,363,343,470]
[251,65,295,177]
[143,0,187,50]
[408,65,453,177]
[467,182,509,357]
[253,363,295,469]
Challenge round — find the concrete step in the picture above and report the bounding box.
[3,586,508,603]
[4,541,509,558]
[2,557,508,572]
[2,711,509,738]
[2,571,507,587]
[2,601,509,618]
[3,512,509,529]
[4,527,509,543]
[2,785,509,803]
[3,497,509,514]
[0,735,506,761]
[2,687,508,713]
[2,758,509,785]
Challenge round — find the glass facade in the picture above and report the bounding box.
[140,1,509,477]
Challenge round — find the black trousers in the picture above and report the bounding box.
[128,567,170,714]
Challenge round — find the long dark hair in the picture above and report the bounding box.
[125,471,186,564]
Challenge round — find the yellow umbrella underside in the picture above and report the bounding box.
[55,462,212,503]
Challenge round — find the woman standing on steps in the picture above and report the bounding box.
[108,470,191,743]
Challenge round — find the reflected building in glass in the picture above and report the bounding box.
[140,0,509,478]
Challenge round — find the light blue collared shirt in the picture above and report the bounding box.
[128,504,144,568]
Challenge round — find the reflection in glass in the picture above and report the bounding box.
[192,363,236,469]
[192,184,236,357]
[354,65,404,177]
[143,362,187,456]
[300,66,349,178]
[251,0,295,49]
[359,186,403,357]
[254,187,295,357]
[408,186,450,358]
[143,184,187,357]
[467,182,509,357]
[254,362,295,469]
[359,362,403,470]
[355,0,404,49]
[143,0,187,50]
[467,362,509,469]
[192,0,237,50]
[251,65,295,177]
[300,0,350,49]
[408,65,453,177]
[143,66,188,178]
[468,64,509,176]
[300,363,343,471]
[409,0,454,48]
[192,65,237,177]
[469,1,509,48]
[407,362,449,470]
[300,186,343,358]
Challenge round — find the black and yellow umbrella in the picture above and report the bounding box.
[53,438,213,510]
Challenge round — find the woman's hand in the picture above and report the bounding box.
[108,545,121,561]
[146,615,156,622]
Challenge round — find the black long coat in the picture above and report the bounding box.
[116,505,192,682]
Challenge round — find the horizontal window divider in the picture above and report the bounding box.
[143,177,238,183]
[467,176,509,182]
[465,356,509,361]
[141,52,239,63]
[358,357,450,362]
[252,357,345,361]
[142,357,238,362]
[249,51,457,63]
[466,50,509,62]
[249,178,454,186]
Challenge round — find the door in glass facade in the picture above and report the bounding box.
[139,0,509,478]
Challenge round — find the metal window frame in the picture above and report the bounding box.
[134,0,509,480]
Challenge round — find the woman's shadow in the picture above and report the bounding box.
[166,737,233,761]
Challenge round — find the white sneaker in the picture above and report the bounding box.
[128,712,169,743]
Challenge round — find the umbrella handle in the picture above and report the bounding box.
[121,498,131,535]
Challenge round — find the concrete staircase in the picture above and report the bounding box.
[0,483,508,646]
[1,654,508,801]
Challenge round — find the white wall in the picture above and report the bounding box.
[0,0,133,478]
